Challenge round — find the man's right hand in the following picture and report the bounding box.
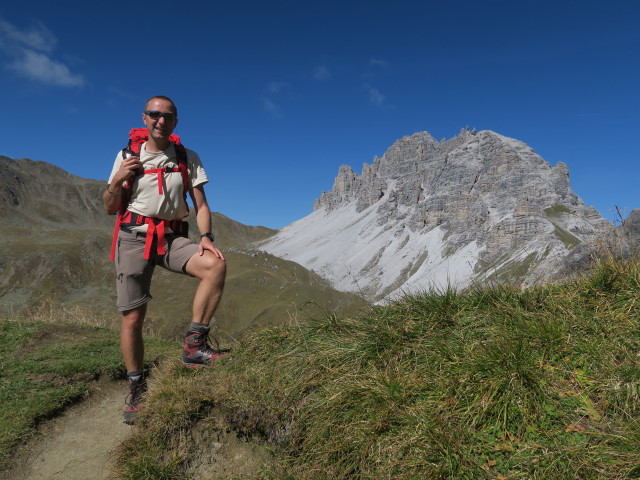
[103,155,142,214]
[115,155,142,183]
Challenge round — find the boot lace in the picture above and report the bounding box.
[125,380,146,408]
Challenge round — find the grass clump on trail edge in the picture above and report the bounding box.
[114,256,640,480]
[0,311,177,472]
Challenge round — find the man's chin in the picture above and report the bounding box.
[152,132,171,142]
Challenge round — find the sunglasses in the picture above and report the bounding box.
[144,110,176,121]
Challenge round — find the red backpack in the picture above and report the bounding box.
[109,128,190,261]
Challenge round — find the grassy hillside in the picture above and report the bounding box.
[208,211,277,249]
[113,255,640,479]
[0,155,368,340]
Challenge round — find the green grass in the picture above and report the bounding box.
[544,205,572,217]
[0,316,177,471]
[111,254,640,479]
[552,224,582,249]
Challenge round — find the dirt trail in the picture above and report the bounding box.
[2,379,132,480]
[2,378,271,480]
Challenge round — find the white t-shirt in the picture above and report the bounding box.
[108,142,208,227]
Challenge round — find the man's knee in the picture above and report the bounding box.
[204,253,226,280]
[122,306,146,331]
[190,252,226,281]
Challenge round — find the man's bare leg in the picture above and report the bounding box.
[121,303,148,424]
[182,251,226,366]
[120,303,147,373]
[185,250,226,325]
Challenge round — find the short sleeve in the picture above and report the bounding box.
[108,150,125,184]
[187,149,208,188]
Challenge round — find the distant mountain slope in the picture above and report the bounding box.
[0,157,367,340]
[258,130,629,302]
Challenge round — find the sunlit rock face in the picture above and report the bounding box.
[259,129,626,302]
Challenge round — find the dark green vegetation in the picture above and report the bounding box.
[0,317,177,470]
[113,255,640,479]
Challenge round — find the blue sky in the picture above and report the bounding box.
[1,1,638,229]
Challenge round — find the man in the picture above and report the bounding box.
[103,95,226,424]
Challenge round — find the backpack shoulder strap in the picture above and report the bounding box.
[173,143,190,198]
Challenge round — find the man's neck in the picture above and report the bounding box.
[145,138,170,153]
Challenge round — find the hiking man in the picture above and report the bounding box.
[103,95,226,424]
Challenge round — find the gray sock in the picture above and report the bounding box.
[189,322,210,334]
[127,369,144,383]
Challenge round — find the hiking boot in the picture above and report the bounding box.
[123,377,147,425]
[182,329,226,367]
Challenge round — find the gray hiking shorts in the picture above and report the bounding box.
[114,229,198,312]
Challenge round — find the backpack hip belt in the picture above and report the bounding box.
[117,211,189,260]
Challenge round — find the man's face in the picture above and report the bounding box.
[142,98,178,144]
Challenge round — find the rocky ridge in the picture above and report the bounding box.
[259,129,629,302]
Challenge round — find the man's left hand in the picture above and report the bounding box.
[199,237,225,260]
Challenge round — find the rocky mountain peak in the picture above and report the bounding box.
[261,129,627,302]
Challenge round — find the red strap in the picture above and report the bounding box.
[144,221,155,260]
[143,168,166,194]
[111,213,184,261]
[143,218,167,260]
[110,213,122,261]
[141,167,181,195]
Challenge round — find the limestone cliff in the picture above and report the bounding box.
[259,129,627,302]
